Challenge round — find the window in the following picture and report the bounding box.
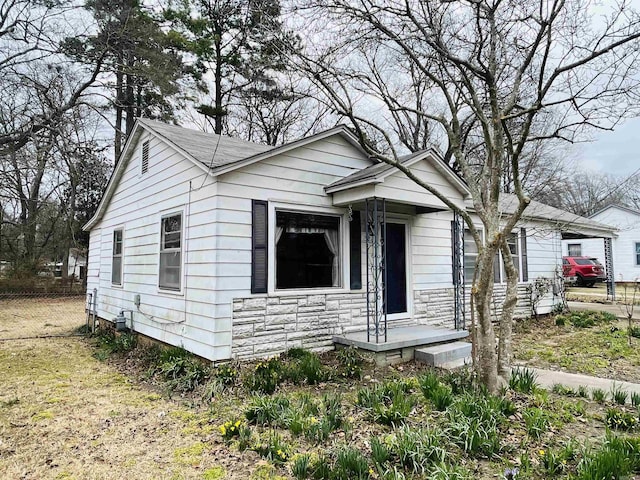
[463,229,481,284]
[636,242,640,266]
[159,213,182,290]
[141,140,149,174]
[492,232,522,283]
[111,229,123,285]
[568,243,582,256]
[275,210,341,289]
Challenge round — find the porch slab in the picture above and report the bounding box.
[333,325,468,353]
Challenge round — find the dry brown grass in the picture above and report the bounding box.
[0,296,86,339]
[0,338,263,480]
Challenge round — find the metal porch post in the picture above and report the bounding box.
[365,198,387,343]
[604,237,615,301]
[451,212,466,330]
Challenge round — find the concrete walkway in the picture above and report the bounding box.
[531,367,640,402]
[568,301,640,321]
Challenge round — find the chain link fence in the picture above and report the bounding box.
[0,293,88,340]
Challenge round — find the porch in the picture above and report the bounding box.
[333,324,470,367]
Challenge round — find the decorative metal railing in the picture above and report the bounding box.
[365,197,387,343]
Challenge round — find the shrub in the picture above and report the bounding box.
[336,347,364,379]
[605,408,638,431]
[245,394,290,426]
[591,388,607,403]
[245,357,284,394]
[509,367,538,394]
[332,447,370,480]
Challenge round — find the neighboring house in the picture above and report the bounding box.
[68,248,87,280]
[84,119,615,362]
[563,205,640,282]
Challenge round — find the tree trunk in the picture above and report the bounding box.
[115,68,124,161]
[497,237,520,377]
[472,240,501,393]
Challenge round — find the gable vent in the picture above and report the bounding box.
[141,140,149,174]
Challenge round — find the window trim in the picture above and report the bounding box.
[157,209,185,294]
[463,227,526,285]
[267,202,349,296]
[384,217,412,322]
[111,227,124,286]
[567,243,582,257]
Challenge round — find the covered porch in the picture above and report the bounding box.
[324,152,472,366]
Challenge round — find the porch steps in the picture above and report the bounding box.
[415,341,472,368]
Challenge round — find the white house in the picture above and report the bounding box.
[84,119,615,362]
[563,205,640,283]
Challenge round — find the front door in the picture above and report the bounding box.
[384,222,407,315]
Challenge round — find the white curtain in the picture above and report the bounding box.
[323,229,340,286]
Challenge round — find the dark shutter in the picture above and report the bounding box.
[350,211,362,290]
[251,200,268,293]
[520,227,528,282]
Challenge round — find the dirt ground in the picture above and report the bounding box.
[0,296,87,339]
[0,337,264,480]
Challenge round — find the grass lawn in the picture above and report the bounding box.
[3,326,640,480]
[513,310,640,384]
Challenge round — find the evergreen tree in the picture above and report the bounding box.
[64,0,187,160]
[165,0,298,135]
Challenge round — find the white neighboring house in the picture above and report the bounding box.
[84,119,615,362]
[563,205,640,282]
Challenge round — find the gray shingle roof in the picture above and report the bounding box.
[139,119,273,168]
[495,194,615,233]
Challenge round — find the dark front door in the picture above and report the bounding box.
[384,222,407,314]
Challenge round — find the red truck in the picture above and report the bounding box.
[562,256,606,287]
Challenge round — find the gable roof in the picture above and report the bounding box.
[83,120,372,231]
[324,149,470,197]
[590,204,640,219]
[138,119,273,169]
[494,194,616,235]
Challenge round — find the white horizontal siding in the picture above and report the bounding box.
[88,132,229,361]
[591,208,640,282]
[412,211,454,290]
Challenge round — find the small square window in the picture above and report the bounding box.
[568,243,582,256]
[635,242,640,266]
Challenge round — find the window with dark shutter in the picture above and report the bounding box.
[350,211,362,290]
[520,228,528,282]
[251,200,268,293]
[141,140,149,174]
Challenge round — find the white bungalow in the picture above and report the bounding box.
[84,119,615,364]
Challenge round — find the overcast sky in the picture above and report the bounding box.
[574,117,640,176]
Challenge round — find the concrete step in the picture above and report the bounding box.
[438,356,472,370]
[415,341,472,367]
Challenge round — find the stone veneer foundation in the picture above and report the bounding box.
[231,285,536,360]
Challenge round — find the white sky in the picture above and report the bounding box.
[574,117,640,176]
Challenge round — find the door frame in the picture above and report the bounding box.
[385,216,412,321]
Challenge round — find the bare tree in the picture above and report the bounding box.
[290,0,640,391]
